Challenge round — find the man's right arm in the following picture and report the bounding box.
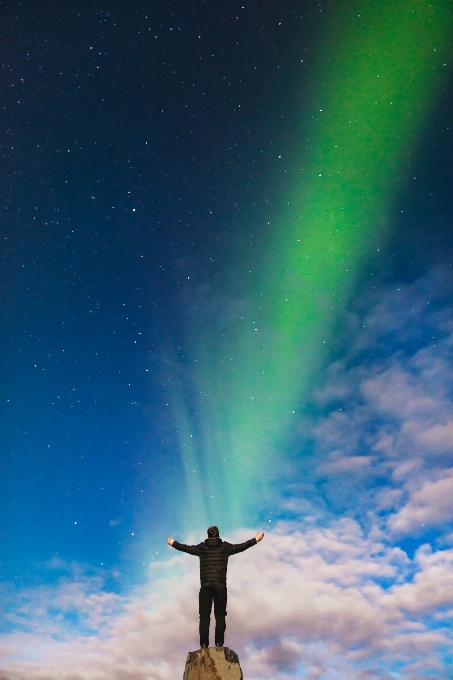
[167,538,201,556]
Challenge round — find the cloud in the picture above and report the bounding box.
[3,269,453,679]
[296,269,453,539]
[109,518,122,528]
[1,523,453,680]
[389,470,453,536]
[320,454,372,476]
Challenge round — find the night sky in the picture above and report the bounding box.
[2,2,453,679]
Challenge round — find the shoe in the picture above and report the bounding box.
[215,643,223,648]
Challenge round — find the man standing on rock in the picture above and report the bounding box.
[167,526,264,649]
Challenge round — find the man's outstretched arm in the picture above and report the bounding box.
[166,536,201,555]
[228,531,264,555]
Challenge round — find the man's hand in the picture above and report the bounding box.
[166,536,174,546]
[255,531,264,542]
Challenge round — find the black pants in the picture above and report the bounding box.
[199,582,227,647]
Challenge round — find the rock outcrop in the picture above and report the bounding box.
[183,646,243,680]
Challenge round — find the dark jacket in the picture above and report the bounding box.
[172,536,257,585]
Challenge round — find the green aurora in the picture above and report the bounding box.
[172,2,453,530]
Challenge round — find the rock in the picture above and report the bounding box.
[183,646,243,680]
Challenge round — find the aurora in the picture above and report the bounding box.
[172,1,453,529]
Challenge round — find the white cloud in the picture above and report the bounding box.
[1,524,453,680]
[3,270,453,679]
[389,471,453,536]
[299,269,453,543]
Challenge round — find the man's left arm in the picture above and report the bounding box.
[228,531,264,555]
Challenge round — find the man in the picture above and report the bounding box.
[167,526,264,649]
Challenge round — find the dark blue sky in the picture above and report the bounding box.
[1,0,453,587]
[0,0,321,582]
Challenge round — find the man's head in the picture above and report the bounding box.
[207,526,219,538]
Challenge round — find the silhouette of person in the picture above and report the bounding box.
[167,526,264,648]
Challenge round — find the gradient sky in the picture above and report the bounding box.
[2,2,453,679]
